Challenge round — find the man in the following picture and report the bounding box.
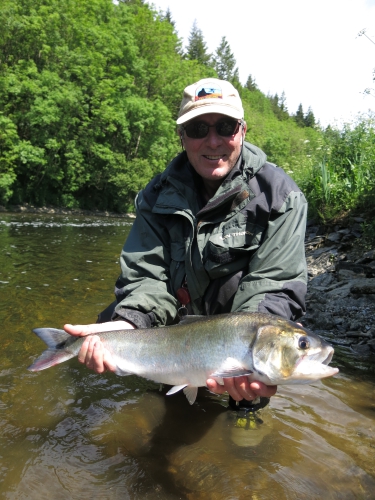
[65,78,308,408]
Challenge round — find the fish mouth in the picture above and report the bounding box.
[322,349,334,365]
[306,345,334,365]
[291,347,339,382]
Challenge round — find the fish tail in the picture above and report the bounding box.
[28,328,77,372]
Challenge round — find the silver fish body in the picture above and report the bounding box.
[28,312,339,404]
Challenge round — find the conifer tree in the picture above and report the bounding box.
[268,92,289,121]
[213,36,239,83]
[279,91,288,114]
[185,20,211,66]
[304,107,316,128]
[160,7,183,55]
[245,74,258,91]
[294,104,306,127]
[162,7,175,28]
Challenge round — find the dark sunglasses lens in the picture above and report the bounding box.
[216,121,239,136]
[184,122,209,138]
[184,120,240,139]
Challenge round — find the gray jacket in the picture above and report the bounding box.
[113,141,308,328]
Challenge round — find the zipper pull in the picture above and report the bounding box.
[177,278,191,318]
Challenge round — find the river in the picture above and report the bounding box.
[0,213,374,499]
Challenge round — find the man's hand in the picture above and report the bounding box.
[64,321,135,374]
[206,376,277,401]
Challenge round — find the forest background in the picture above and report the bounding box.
[0,0,374,235]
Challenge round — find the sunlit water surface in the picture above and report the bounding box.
[1,213,374,500]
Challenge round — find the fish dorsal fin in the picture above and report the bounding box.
[210,357,253,378]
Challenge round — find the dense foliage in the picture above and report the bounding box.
[0,0,208,210]
[298,115,375,220]
[0,0,374,223]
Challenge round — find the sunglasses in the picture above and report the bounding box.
[183,119,242,139]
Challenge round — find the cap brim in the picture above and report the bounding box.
[176,104,243,125]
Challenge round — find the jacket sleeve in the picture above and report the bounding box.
[231,190,308,321]
[113,190,179,327]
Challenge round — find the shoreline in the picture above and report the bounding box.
[0,204,136,219]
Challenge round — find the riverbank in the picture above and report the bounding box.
[303,215,375,364]
[0,203,136,218]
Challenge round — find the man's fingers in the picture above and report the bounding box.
[70,323,123,374]
[206,378,225,394]
[206,377,256,401]
[86,339,103,372]
[249,381,277,398]
[225,377,253,401]
[77,336,90,363]
[103,347,117,372]
[65,324,104,336]
[77,336,106,373]
[206,377,277,401]
[77,335,98,364]
[64,320,134,337]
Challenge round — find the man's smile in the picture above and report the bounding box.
[203,155,226,160]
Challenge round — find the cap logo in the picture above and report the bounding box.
[195,85,222,101]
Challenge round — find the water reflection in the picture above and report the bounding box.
[1,213,375,499]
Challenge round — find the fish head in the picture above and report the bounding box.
[251,319,339,385]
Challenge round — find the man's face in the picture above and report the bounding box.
[181,113,246,186]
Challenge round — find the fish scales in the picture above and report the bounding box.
[28,312,339,404]
[101,317,254,387]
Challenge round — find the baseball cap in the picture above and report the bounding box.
[176,78,244,125]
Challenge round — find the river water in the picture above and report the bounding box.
[0,213,374,500]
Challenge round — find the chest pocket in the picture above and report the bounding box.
[203,213,265,278]
[161,214,190,293]
[169,240,187,294]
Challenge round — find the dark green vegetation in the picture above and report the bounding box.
[0,0,374,232]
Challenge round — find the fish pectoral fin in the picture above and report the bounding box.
[166,384,188,396]
[210,357,253,378]
[113,368,132,376]
[183,386,198,405]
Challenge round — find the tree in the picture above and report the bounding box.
[0,0,182,210]
[160,6,184,55]
[0,0,328,213]
[245,74,258,91]
[304,107,316,128]
[268,91,289,121]
[294,104,306,127]
[162,7,175,28]
[213,36,239,83]
[185,20,211,66]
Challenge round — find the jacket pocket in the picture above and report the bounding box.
[203,218,265,278]
[170,241,186,294]
[219,219,264,249]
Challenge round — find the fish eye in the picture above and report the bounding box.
[298,336,310,350]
